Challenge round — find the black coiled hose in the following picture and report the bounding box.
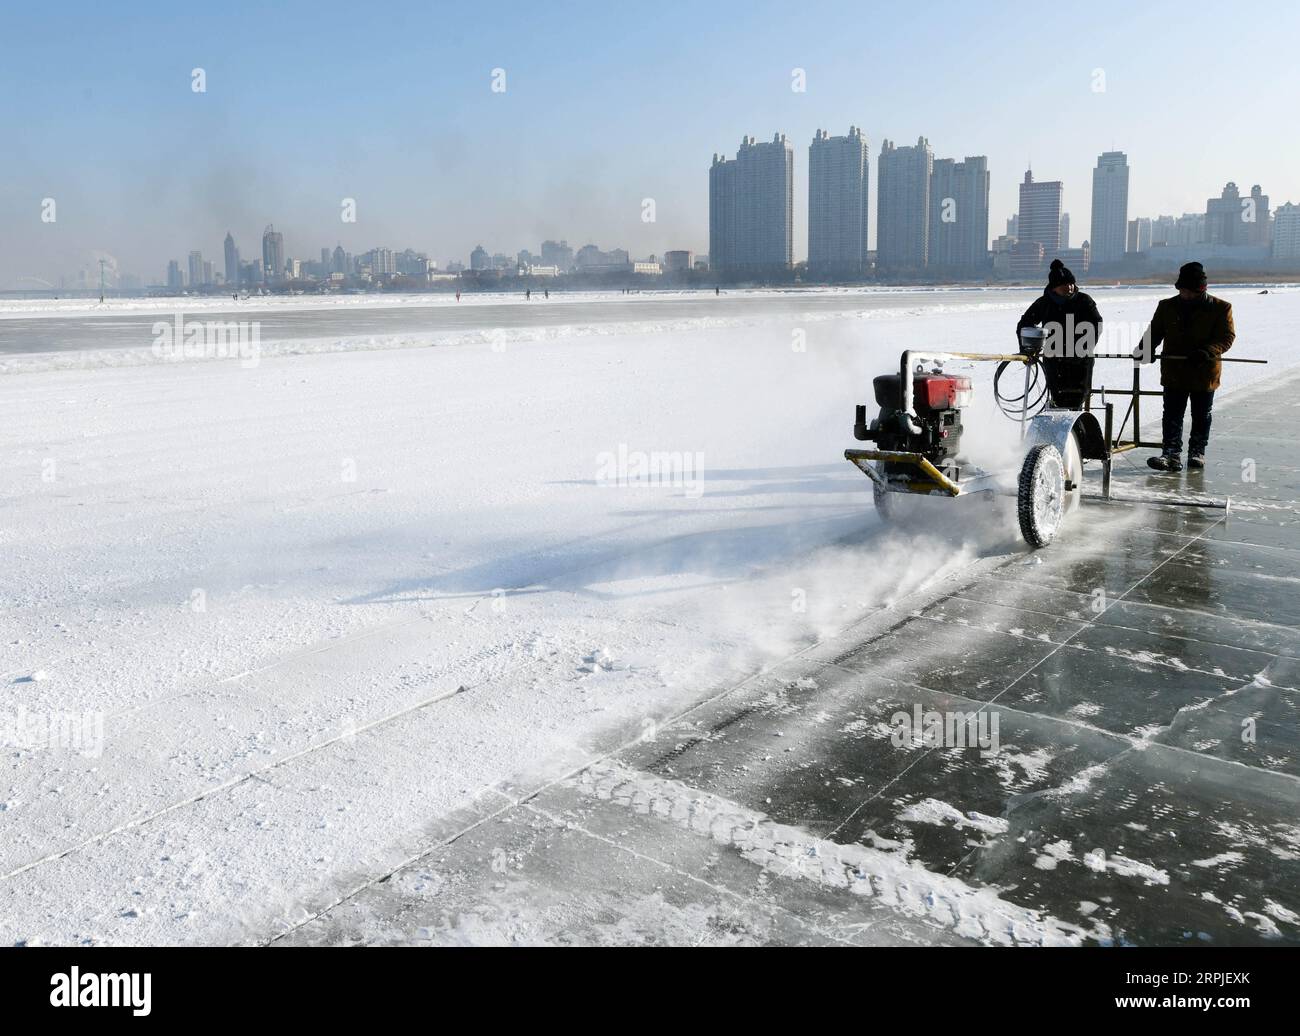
[993,358,1050,421]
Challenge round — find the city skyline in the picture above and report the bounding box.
[75,132,1299,291]
[26,153,1300,290]
[5,0,1300,287]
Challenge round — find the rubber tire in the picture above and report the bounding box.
[868,421,897,522]
[1018,443,1066,548]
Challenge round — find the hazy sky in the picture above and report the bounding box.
[3,0,1298,286]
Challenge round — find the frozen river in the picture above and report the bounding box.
[0,285,1171,357]
[3,284,1297,945]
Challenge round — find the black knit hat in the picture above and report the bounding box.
[1046,259,1076,289]
[1176,261,1208,291]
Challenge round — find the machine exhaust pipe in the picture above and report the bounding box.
[853,404,874,441]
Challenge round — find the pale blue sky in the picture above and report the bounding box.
[2,0,1297,284]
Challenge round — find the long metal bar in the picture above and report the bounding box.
[1102,403,1113,500]
[1132,365,1141,446]
[1090,354,1267,364]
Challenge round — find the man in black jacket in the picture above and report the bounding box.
[1135,261,1235,471]
[1015,259,1103,409]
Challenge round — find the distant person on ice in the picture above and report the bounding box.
[1135,261,1235,472]
[1015,259,1103,409]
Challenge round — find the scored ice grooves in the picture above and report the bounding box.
[575,763,1108,947]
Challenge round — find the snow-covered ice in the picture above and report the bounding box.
[2,286,1297,944]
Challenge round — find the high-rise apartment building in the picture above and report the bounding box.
[1273,202,1300,261]
[224,233,240,287]
[360,248,396,275]
[1150,215,1177,248]
[808,127,869,276]
[262,225,284,282]
[1090,152,1129,264]
[540,240,575,271]
[927,155,990,273]
[1245,184,1271,247]
[708,154,737,270]
[876,137,933,272]
[1204,183,1269,247]
[1170,212,1206,246]
[1127,218,1152,254]
[709,133,794,273]
[188,250,204,287]
[1014,170,1063,278]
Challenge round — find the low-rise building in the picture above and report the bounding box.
[663,250,694,272]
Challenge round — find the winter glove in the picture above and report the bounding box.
[1191,347,1215,364]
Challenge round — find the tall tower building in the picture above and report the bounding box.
[1059,213,1071,250]
[1090,152,1129,264]
[1015,169,1064,278]
[188,250,204,287]
[928,155,990,273]
[709,152,738,271]
[1206,183,1243,245]
[262,225,285,282]
[224,233,240,288]
[877,137,933,272]
[808,127,869,276]
[1272,202,1300,260]
[709,133,794,274]
[1246,184,1271,247]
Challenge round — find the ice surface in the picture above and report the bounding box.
[2,287,1297,945]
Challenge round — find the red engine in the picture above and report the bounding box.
[912,373,972,412]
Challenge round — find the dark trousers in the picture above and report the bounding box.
[1042,356,1094,410]
[1161,387,1215,457]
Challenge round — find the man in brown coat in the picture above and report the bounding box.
[1136,261,1236,471]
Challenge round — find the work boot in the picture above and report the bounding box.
[1188,455,1206,470]
[1147,454,1183,472]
